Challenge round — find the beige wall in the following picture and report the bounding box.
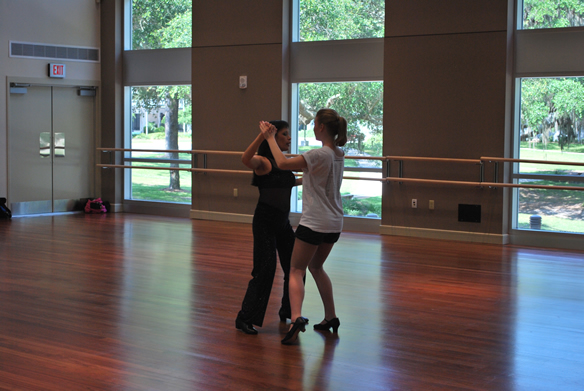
[191,1,286,216]
[382,0,513,240]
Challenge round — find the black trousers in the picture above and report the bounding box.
[237,202,294,327]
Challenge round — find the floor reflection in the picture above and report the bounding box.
[513,249,584,390]
[305,331,340,389]
[2,215,584,390]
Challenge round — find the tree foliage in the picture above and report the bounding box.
[521,78,584,150]
[523,0,584,29]
[299,82,383,154]
[132,0,191,49]
[299,0,384,41]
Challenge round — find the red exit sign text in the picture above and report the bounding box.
[48,63,66,78]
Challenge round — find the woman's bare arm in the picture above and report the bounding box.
[242,132,271,175]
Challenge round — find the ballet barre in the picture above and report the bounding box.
[96,148,584,191]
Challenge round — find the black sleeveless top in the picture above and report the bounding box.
[252,157,296,213]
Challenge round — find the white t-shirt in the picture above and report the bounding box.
[299,146,344,233]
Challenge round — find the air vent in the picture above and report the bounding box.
[10,41,99,63]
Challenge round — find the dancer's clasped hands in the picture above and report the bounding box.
[259,121,277,139]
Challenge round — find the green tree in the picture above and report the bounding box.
[299,0,385,41]
[521,78,553,147]
[523,0,584,29]
[132,0,192,190]
[178,104,192,132]
[551,79,584,149]
[299,82,383,157]
[132,0,191,50]
[521,78,584,150]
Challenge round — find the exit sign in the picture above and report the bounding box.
[48,63,66,78]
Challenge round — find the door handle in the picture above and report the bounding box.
[40,132,50,157]
[54,133,65,157]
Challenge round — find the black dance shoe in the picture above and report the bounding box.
[313,318,340,333]
[281,317,308,345]
[235,318,258,335]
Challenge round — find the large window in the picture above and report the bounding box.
[514,77,584,233]
[124,0,193,206]
[292,1,384,220]
[131,0,192,50]
[293,82,383,217]
[297,0,384,41]
[521,0,584,29]
[126,86,193,203]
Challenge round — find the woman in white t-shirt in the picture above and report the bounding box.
[260,108,347,345]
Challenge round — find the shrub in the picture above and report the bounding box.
[342,196,381,217]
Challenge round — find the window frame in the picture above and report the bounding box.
[288,1,384,224]
[511,1,584,245]
[122,0,193,213]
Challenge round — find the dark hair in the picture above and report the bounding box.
[256,120,290,159]
[316,108,347,147]
[252,120,290,186]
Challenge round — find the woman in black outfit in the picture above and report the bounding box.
[235,121,302,334]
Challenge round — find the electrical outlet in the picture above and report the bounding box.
[239,76,247,89]
[429,200,435,210]
[233,188,238,197]
[411,199,417,208]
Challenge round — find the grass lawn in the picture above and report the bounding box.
[517,213,584,233]
[130,164,192,203]
[519,144,584,174]
[128,135,193,203]
[517,145,584,233]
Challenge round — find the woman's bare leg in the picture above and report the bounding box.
[308,243,337,321]
[288,239,318,322]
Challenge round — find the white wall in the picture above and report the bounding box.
[0,0,101,198]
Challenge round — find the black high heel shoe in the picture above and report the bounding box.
[281,317,308,345]
[313,318,340,333]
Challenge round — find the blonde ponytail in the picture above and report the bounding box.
[335,116,347,147]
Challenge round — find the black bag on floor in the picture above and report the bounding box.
[0,197,12,219]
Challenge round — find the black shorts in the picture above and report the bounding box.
[295,224,341,246]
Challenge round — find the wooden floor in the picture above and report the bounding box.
[1,213,583,390]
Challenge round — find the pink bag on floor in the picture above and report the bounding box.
[84,198,107,214]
